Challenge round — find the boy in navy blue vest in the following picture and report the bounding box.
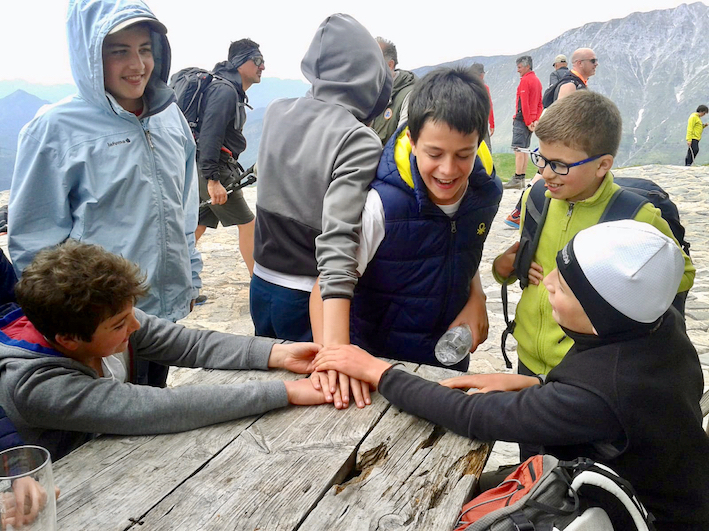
[310,67,502,409]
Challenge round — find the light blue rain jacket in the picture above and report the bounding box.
[9,0,201,321]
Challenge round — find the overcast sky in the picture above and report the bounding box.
[2,0,699,84]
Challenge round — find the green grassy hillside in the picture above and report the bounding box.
[491,153,537,182]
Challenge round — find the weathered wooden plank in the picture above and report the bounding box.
[298,365,492,530]
[55,368,301,530]
[132,392,395,530]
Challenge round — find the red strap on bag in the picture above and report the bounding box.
[455,455,546,530]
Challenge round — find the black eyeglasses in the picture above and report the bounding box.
[581,58,598,65]
[252,56,264,67]
[529,148,607,175]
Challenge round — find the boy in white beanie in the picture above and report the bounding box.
[311,220,709,530]
[492,91,694,380]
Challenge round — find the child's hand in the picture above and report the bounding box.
[1,476,50,529]
[451,293,488,353]
[309,370,342,407]
[313,345,391,390]
[527,261,544,285]
[269,342,322,373]
[494,241,520,279]
[333,373,372,409]
[440,373,539,393]
[284,378,327,406]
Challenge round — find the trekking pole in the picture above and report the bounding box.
[199,164,257,208]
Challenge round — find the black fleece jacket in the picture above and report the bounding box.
[197,61,248,180]
[378,308,709,529]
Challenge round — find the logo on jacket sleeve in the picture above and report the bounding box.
[477,223,487,235]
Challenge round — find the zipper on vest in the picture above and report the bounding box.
[566,203,574,217]
[451,220,457,233]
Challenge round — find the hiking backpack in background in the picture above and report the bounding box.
[170,68,248,143]
[500,175,690,367]
[542,75,586,108]
[169,68,222,138]
[455,455,656,531]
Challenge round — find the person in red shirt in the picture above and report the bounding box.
[470,63,494,149]
[505,55,542,190]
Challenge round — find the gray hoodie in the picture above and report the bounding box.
[0,309,287,460]
[253,13,392,299]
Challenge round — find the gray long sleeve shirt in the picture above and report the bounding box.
[0,309,288,460]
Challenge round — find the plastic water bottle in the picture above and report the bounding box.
[434,324,473,366]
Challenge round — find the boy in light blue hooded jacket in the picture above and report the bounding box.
[8,0,201,386]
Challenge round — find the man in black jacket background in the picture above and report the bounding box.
[195,39,264,280]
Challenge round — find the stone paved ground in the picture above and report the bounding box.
[2,164,707,471]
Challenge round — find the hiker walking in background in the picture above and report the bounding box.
[504,56,542,190]
[548,54,568,85]
[371,38,416,146]
[685,104,708,166]
[8,0,201,388]
[191,39,263,280]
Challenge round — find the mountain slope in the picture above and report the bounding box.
[0,90,49,190]
[416,2,709,167]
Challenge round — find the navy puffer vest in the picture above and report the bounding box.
[350,133,502,369]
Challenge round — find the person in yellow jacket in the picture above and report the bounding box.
[685,105,708,166]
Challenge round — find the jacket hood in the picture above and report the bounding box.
[211,61,247,97]
[393,69,416,92]
[66,0,174,115]
[300,13,392,122]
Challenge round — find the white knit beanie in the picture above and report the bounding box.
[556,220,684,335]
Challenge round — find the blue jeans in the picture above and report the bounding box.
[249,275,313,342]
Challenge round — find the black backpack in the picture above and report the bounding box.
[169,68,234,138]
[456,455,656,531]
[500,176,690,367]
[542,74,586,108]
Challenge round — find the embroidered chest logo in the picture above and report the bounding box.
[107,138,131,147]
[477,223,486,235]
[383,108,393,120]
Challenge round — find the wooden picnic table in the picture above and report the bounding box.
[54,362,492,530]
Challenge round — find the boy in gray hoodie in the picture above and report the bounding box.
[251,14,391,407]
[0,240,325,461]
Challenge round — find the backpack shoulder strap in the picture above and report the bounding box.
[598,188,648,224]
[514,179,550,288]
[500,179,550,368]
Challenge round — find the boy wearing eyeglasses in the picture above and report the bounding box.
[493,91,694,386]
